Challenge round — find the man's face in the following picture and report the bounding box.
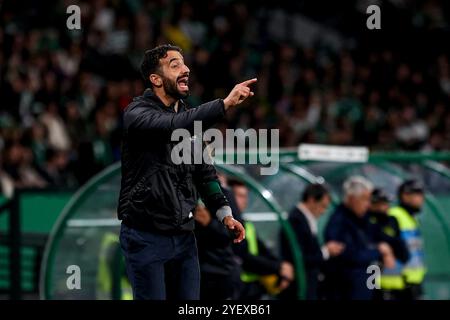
[346,190,371,217]
[233,185,249,213]
[307,195,331,217]
[401,192,424,211]
[156,50,190,99]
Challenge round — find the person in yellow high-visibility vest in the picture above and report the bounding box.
[387,180,427,300]
[239,220,294,297]
[228,178,295,299]
[367,188,410,300]
[97,232,133,300]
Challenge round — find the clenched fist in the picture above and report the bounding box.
[223,78,257,110]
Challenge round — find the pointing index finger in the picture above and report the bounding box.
[240,78,257,87]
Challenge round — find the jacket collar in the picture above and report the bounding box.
[141,88,187,112]
[339,203,368,226]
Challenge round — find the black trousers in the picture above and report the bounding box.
[119,223,200,300]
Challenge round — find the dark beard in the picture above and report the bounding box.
[162,75,189,100]
[400,202,421,215]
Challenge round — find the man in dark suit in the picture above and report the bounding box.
[279,183,345,300]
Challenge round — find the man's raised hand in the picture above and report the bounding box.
[223,78,257,110]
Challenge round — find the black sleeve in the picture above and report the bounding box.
[256,238,279,261]
[233,238,281,276]
[390,219,410,263]
[280,229,292,262]
[325,214,381,267]
[375,219,410,264]
[124,99,225,134]
[194,161,230,218]
[222,187,243,222]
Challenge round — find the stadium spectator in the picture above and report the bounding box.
[38,148,76,188]
[1,140,47,189]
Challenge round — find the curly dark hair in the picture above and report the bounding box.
[140,44,182,88]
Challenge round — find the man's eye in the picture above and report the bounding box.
[171,63,180,68]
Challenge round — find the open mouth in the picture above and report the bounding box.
[177,76,189,91]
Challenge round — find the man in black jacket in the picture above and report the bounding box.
[118,44,250,300]
[279,183,345,300]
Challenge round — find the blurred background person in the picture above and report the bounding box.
[194,200,241,300]
[279,183,345,300]
[388,180,426,300]
[368,188,410,300]
[323,176,396,300]
[37,148,76,188]
[228,178,294,299]
[1,140,48,189]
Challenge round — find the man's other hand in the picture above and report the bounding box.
[223,216,246,243]
[194,205,211,227]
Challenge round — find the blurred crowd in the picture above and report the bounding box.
[1,0,450,195]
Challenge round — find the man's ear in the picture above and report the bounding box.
[150,73,162,88]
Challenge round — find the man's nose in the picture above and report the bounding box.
[182,64,190,74]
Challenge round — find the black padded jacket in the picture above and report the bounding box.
[117,89,229,234]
